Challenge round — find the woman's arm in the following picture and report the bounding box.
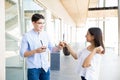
[82,46,103,68]
[82,49,96,68]
[65,44,78,59]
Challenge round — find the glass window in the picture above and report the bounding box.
[5,0,20,53]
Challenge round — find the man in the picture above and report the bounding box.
[20,13,63,80]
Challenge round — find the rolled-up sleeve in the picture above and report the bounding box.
[20,36,28,57]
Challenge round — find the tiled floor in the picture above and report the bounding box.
[50,48,120,80]
[51,53,81,80]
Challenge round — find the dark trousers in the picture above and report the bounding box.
[81,76,86,80]
[27,68,50,80]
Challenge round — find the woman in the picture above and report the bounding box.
[63,27,105,80]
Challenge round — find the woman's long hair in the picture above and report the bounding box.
[88,27,105,54]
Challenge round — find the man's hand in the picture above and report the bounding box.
[36,46,46,53]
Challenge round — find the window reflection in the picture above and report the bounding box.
[5,0,20,54]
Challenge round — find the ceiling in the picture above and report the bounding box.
[6,0,118,27]
[60,0,118,27]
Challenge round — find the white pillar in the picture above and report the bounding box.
[44,10,54,42]
[0,0,5,80]
[45,10,52,31]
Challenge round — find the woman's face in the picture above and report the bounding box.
[85,31,94,42]
[32,19,45,32]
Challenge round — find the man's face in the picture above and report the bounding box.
[33,19,45,32]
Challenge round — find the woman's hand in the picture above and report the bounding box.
[59,41,65,47]
[94,46,103,54]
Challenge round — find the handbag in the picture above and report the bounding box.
[63,46,70,56]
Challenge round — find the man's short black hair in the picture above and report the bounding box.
[31,13,45,22]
